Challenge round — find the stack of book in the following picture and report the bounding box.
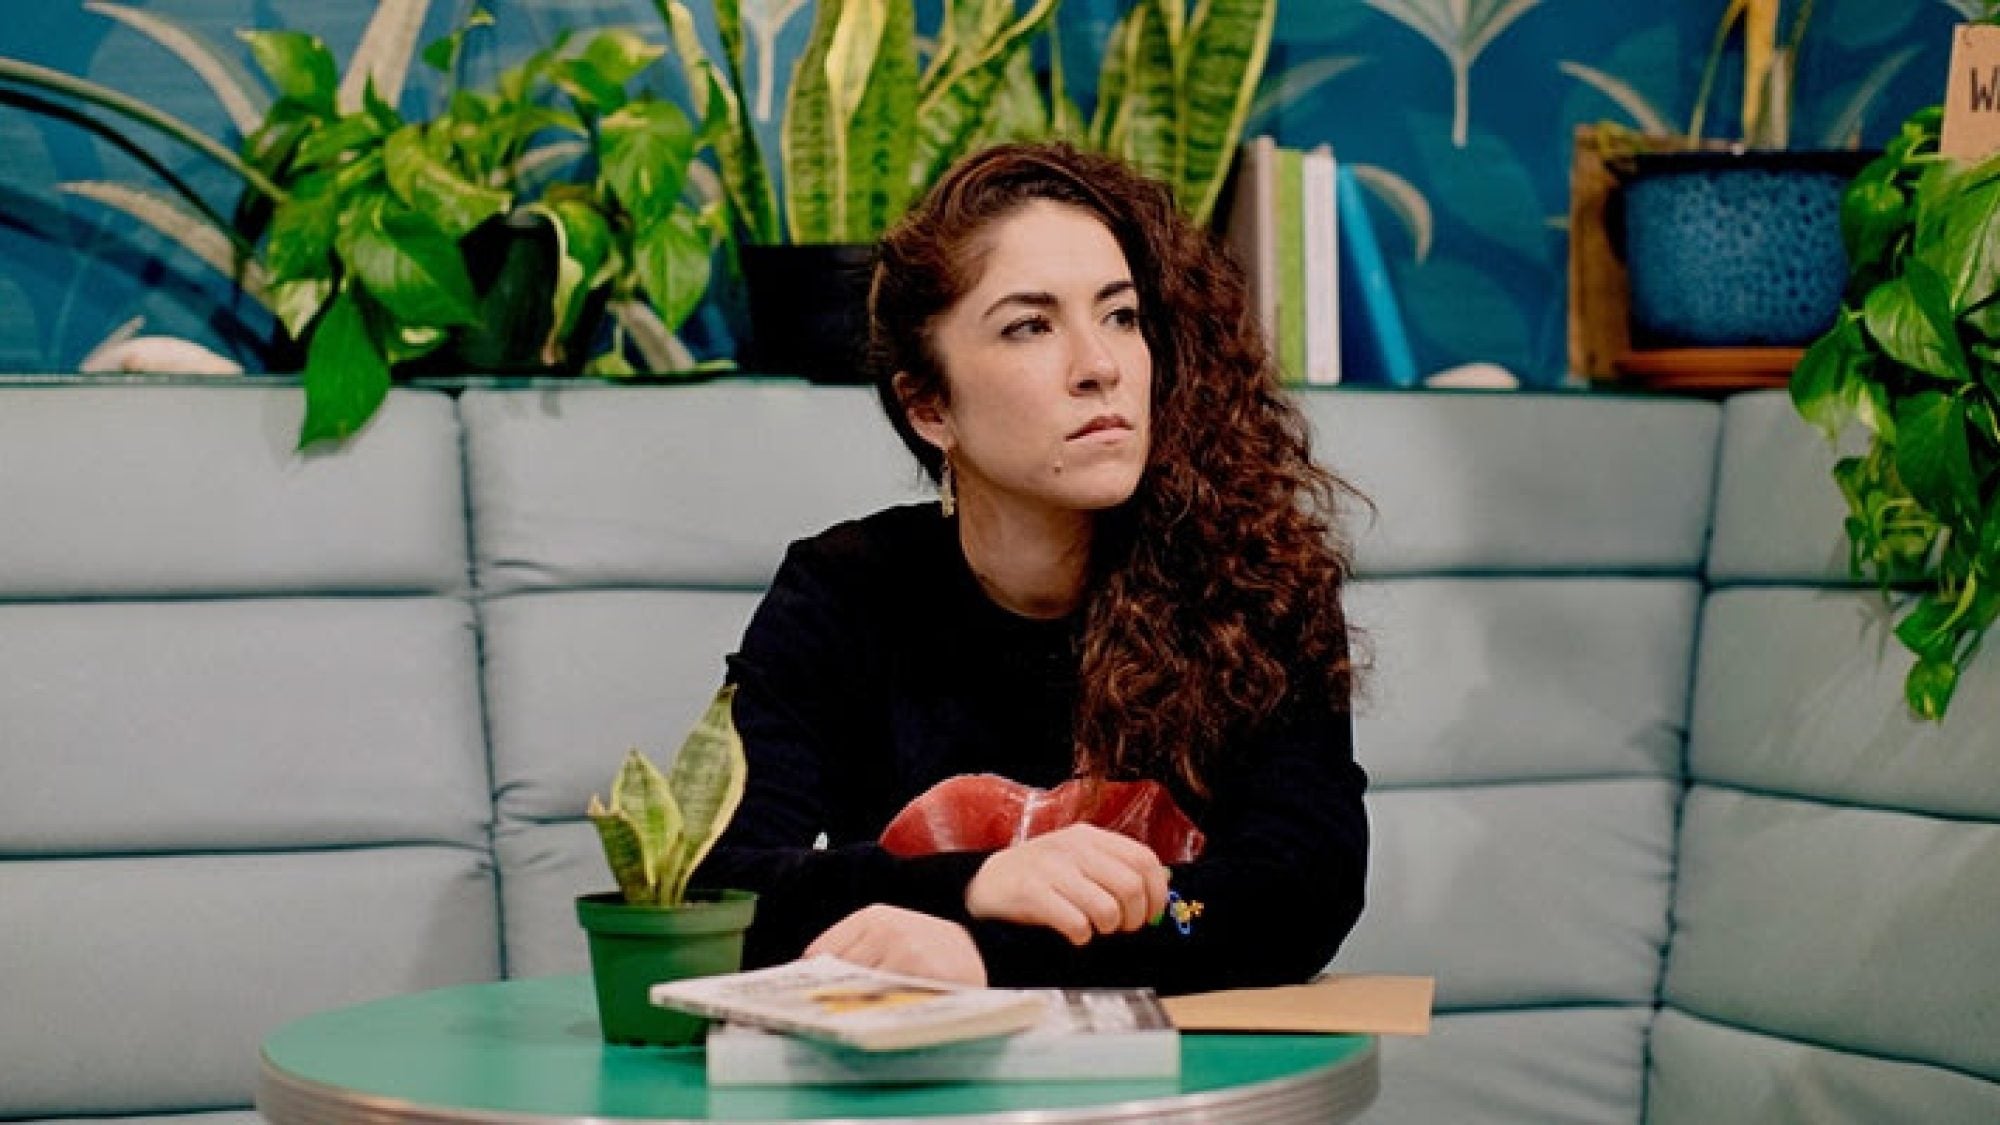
[1223,136,1419,388]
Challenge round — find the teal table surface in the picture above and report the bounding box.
[259,975,1378,1124]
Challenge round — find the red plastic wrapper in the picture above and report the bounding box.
[878,774,1206,863]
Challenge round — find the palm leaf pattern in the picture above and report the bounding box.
[1364,0,1542,148]
[1819,46,1920,148]
[1556,60,1672,136]
[743,0,812,121]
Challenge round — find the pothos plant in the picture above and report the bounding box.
[0,3,724,448]
[587,685,747,908]
[1790,102,2000,721]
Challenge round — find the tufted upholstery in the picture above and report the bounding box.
[1,383,1992,1123]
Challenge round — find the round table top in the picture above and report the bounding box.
[259,975,1378,1124]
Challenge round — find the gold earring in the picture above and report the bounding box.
[939,460,956,518]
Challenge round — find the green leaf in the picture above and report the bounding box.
[607,748,684,903]
[294,114,388,171]
[576,28,667,93]
[585,800,654,903]
[1864,266,1969,382]
[1177,0,1277,224]
[383,126,512,240]
[662,0,779,243]
[1110,1,1177,183]
[239,29,339,116]
[422,7,494,75]
[907,0,1059,198]
[1915,171,2000,313]
[341,205,480,327]
[664,684,748,905]
[1904,656,1957,720]
[266,171,339,277]
[841,0,918,241]
[601,98,695,226]
[784,0,844,242]
[1840,174,1905,275]
[1791,315,1867,441]
[270,277,333,340]
[298,288,389,449]
[1893,391,1979,519]
[634,211,713,330]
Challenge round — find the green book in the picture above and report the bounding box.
[1274,147,1306,385]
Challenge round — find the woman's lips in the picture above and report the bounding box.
[1068,415,1132,440]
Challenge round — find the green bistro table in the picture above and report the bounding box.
[259,975,1379,1124]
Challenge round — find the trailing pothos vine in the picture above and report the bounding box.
[1791,101,2000,720]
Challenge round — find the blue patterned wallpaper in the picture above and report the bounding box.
[0,1,1967,385]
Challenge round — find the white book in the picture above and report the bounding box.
[1223,136,1279,358]
[650,956,1046,1053]
[1303,145,1342,385]
[706,987,1181,1086]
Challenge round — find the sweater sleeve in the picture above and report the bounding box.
[967,702,1369,996]
[691,537,993,968]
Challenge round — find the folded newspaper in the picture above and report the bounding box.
[649,957,1048,1052]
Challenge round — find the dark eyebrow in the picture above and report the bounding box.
[982,279,1137,321]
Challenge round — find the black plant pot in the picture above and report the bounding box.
[399,210,608,378]
[740,243,877,383]
[1619,149,1876,348]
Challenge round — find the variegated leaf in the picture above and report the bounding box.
[842,0,917,240]
[909,0,1059,193]
[783,0,842,241]
[665,685,748,905]
[1178,0,1276,225]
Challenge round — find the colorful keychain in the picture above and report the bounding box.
[1151,888,1204,936]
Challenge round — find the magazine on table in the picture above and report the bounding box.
[705,985,1181,1086]
[648,956,1048,1053]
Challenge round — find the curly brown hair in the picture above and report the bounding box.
[869,141,1361,797]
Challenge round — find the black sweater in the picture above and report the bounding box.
[695,503,1368,995]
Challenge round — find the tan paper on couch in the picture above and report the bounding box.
[1162,974,1434,1037]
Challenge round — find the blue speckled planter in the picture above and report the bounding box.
[1623,150,1875,347]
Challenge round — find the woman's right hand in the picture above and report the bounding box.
[965,824,1171,946]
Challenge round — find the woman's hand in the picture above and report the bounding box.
[803,904,989,986]
[965,824,1171,946]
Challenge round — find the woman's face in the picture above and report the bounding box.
[906,200,1154,523]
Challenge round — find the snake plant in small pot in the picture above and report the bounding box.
[0,2,724,448]
[578,684,755,1047]
[655,0,1057,382]
[1790,102,2000,722]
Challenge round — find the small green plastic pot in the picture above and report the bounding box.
[575,889,757,1047]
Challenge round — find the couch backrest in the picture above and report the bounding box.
[0,387,498,1119]
[458,385,929,978]
[1303,391,1719,1125]
[1650,391,2000,1123]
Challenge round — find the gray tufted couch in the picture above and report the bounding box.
[2,382,1993,1123]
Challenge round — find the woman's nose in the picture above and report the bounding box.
[1071,327,1121,391]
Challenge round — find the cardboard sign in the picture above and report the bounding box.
[1941,24,2000,161]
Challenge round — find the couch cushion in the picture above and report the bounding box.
[1648,1008,2000,1125]
[1297,390,1720,576]
[1363,1008,1652,1125]
[0,849,497,1118]
[0,387,467,597]
[0,597,490,853]
[1706,390,1865,585]
[460,385,928,595]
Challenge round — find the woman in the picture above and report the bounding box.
[695,142,1367,995]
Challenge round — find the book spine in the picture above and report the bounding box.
[1335,165,1419,387]
[1303,146,1340,385]
[1274,147,1306,385]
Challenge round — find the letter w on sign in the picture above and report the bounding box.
[1942,24,2000,160]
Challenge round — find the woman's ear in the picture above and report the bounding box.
[893,371,952,451]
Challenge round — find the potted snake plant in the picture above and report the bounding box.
[0,1,724,447]
[655,0,1057,382]
[578,684,756,1047]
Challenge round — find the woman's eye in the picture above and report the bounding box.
[1108,306,1141,329]
[1001,316,1051,339]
